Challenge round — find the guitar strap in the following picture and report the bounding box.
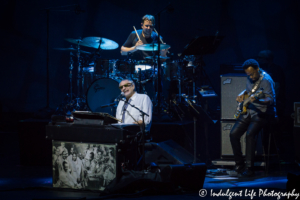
[249,71,264,96]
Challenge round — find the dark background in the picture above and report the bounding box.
[0,0,299,161]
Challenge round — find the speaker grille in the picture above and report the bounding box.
[220,74,247,120]
[221,121,263,157]
[221,121,246,156]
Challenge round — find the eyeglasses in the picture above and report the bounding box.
[119,83,132,90]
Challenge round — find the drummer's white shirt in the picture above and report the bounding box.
[116,92,153,132]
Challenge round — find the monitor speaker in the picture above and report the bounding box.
[145,139,197,166]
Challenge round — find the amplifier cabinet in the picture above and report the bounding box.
[221,121,246,157]
[220,74,247,120]
[221,121,263,158]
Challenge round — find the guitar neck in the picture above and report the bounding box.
[243,97,251,107]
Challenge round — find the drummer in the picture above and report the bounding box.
[120,14,169,60]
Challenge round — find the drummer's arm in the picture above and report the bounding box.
[121,46,138,53]
[120,41,144,54]
[160,44,171,57]
[160,46,171,62]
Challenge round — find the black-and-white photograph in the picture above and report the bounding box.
[52,141,116,191]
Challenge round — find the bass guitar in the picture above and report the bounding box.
[234,89,264,119]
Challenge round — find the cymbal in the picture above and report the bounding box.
[65,38,84,45]
[82,37,119,50]
[53,47,91,54]
[145,55,169,59]
[65,37,119,50]
[136,43,170,51]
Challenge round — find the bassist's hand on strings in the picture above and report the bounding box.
[249,94,257,102]
[236,90,247,103]
[236,94,244,103]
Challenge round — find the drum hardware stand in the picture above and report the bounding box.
[138,68,142,93]
[177,67,182,103]
[154,3,173,117]
[66,51,76,109]
[151,52,170,114]
[76,40,82,105]
[54,50,78,114]
[72,39,87,111]
[41,4,80,115]
[93,39,110,79]
[192,65,197,99]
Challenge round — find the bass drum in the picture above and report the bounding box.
[86,78,122,114]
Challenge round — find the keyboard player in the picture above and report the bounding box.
[115,79,153,132]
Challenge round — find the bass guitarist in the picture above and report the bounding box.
[230,59,276,177]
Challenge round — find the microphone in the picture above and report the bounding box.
[115,92,125,101]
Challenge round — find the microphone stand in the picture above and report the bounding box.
[100,95,121,114]
[119,99,149,170]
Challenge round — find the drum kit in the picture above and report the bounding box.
[54,35,215,120]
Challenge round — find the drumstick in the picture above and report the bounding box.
[133,26,141,41]
[154,28,164,44]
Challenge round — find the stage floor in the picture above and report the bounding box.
[0,128,299,200]
[0,164,297,200]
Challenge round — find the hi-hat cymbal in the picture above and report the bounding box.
[136,43,170,51]
[53,47,91,54]
[65,37,119,50]
[145,55,169,59]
